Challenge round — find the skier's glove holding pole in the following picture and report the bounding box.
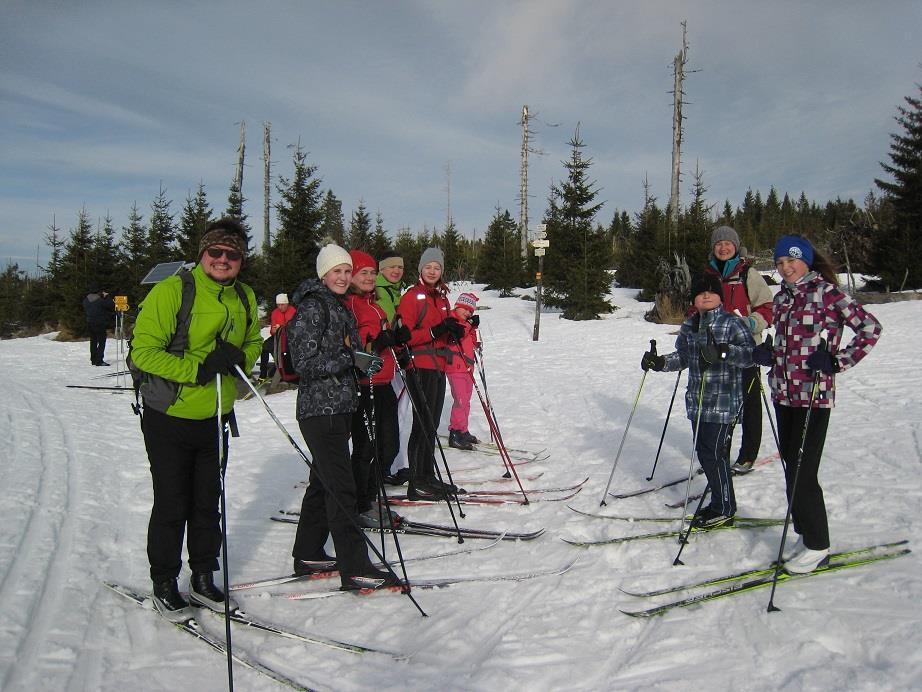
[700,342,730,364]
[431,317,464,341]
[640,340,665,372]
[197,338,246,385]
[806,340,839,374]
[372,329,397,353]
[751,342,774,367]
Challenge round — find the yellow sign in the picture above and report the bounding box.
[114,295,130,312]
[535,272,542,280]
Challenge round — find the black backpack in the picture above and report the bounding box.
[128,270,253,417]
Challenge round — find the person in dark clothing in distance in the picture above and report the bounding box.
[83,287,115,365]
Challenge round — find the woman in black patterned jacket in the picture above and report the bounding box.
[288,244,399,590]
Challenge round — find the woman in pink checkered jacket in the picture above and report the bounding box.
[752,235,882,575]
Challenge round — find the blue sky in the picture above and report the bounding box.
[1,1,920,272]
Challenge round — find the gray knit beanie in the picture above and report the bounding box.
[711,225,740,252]
[418,247,445,274]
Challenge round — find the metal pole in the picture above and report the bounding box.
[532,254,544,341]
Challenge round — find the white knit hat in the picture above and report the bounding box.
[316,244,353,279]
[275,293,289,304]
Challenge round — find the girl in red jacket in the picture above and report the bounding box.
[445,292,481,451]
[345,250,403,526]
[396,248,464,500]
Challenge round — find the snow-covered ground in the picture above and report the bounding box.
[1,284,920,691]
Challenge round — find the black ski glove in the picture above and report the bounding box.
[806,349,838,374]
[354,350,384,376]
[469,314,480,328]
[372,329,396,353]
[700,341,730,365]
[751,342,774,366]
[393,324,412,345]
[197,340,245,385]
[641,350,665,372]
[431,317,464,341]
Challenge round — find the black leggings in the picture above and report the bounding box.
[775,404,831,550]
[351,384,400,511]
[405,367,446,483]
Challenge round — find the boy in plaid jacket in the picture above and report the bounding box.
[642,273,756,527]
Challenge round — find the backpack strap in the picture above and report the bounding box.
[167,270,197,355]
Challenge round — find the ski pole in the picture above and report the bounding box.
[759,373,783,469]
[234,365,427,616]
[767,360,824,613]
[673,481,712,566]
[676,368,708,536]
[215,373,234,692]
[465,357,529,503]
[600,339,655,506]
[393,316,466,514]
[362,378,413,586]
[646,368,682,481]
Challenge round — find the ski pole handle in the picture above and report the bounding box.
[649,339,657,356]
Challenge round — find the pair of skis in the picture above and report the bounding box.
[618,541,910,617]
[271,514,545,541]
[607,452,778,502]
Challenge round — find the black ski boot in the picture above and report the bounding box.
[152,579,192,622]
[294,553,338,576]
[448,429,474,451]
[340,566,404,591]
[189,571,239,613]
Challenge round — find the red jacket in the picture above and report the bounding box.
[703,260,773,327]
[270,305,297,335]
[396,280,452,371]
[345,291,396,385]
[444,308,478,375]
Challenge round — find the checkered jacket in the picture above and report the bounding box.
[767,273,882,408]
[663,306,756,424]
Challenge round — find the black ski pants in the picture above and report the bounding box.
[88,324,108,365]
[405,367,446,483]
[695,421,736,516]
[259,335,276,379]
[733,366,763,464]
[351,384,400,512]
[143,407,228,582]
[293,414,373,578]
[775,403,831,551]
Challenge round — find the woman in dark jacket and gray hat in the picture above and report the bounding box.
[288,244,399,590]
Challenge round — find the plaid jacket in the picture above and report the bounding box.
[767,273,882,408]
[663,306,756,424]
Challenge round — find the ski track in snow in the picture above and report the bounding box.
[2,287,922,690]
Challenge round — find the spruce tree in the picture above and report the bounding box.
[542,127,613,320]
[346,200,372,250]
[319,190,345,246]
[874,79,922,289]
[58,208,96,334]
[147,184,177,265]
[441,220,463,281]
[268,145,324,297]
[91,213,119,294]
[369,211,392,259]
[476,208,520,295]
[118,202,150,305]
[177,182,213,261]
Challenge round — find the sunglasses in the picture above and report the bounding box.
[205,247,243,262]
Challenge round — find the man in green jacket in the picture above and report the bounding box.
[374,251,406,324]
[130,218,262,621]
